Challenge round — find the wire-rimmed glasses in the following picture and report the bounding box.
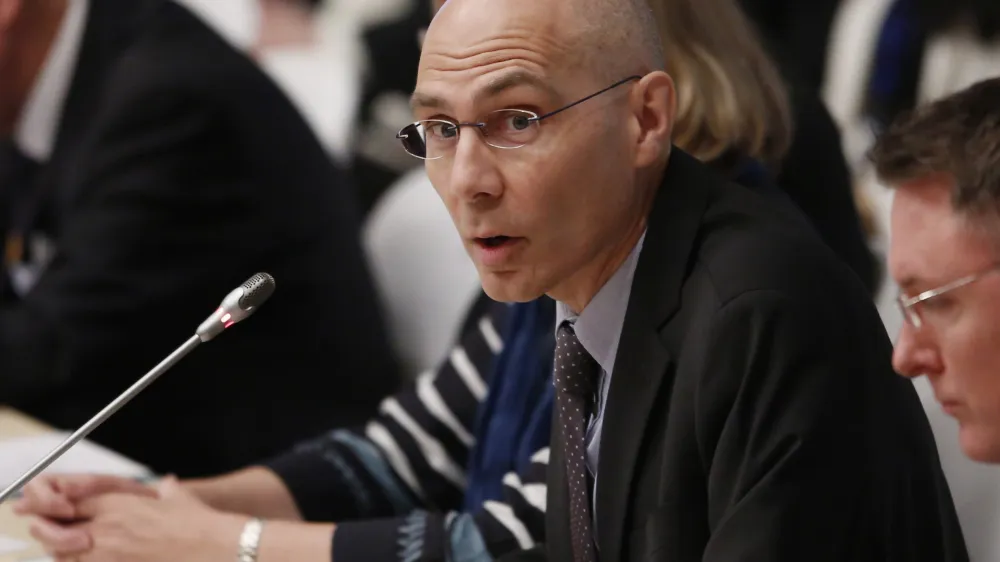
[397,75,642,160]
[896,264,1000,328]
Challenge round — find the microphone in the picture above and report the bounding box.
[0,273,276,503]
[196,272,276,342]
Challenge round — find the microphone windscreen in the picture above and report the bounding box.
[238,273,275,310]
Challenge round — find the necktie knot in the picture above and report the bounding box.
[554,323,599,397]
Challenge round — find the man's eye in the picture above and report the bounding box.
[426,122,458,138]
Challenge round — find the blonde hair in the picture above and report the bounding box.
[648,0,792,172]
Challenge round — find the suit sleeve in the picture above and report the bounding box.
[694,289,884,561]
[0,88,266,403]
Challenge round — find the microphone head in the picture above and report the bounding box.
[238,272,276,311]
[196,273,276,342]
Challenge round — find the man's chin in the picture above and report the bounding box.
[958,423,1000,464]
[479,271,544,303]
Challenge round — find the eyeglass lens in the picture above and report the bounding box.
[398,109,539,159]
[897,298,923,328]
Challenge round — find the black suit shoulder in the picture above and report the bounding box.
[89,1,353,229]
[546,151,968,561]
[643,159,965,561]
[690,179,868,316]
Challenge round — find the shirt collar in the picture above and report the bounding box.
[13,0,89,161]
[555,230,646,374]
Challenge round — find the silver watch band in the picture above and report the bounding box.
[237,517,265,562]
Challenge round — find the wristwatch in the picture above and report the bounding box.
[237,518,265,562]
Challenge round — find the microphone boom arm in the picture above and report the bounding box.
[0,335,201,503]
[0,272,275,503]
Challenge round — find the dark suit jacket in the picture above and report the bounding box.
[0,0,399,476]
[510,149,967,561]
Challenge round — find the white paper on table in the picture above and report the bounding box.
[0,534,29,555]
[0,432,151,489]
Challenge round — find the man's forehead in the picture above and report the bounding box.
[422,0,578,62]
[411,67,561,112]
[890,180,995,291]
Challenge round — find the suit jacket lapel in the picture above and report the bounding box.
[594,149,711,558]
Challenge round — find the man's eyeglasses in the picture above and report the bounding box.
[897,264,1000,328]
[397,75,642,160]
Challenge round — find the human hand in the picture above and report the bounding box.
[28,476,246,562]
[13,473,159,522]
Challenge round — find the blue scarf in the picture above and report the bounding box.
[463,297,556,510]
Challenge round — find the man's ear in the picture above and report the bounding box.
[630,71,675,169]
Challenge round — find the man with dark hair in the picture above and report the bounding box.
[872,77,1000,464]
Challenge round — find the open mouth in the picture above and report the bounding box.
[477,236,514,248]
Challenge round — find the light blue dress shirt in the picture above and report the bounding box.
[555,231,646,507]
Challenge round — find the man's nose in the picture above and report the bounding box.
[448,128,503,203]
[892,324,943,378]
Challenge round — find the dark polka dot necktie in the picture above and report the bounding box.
[554,322,599,562]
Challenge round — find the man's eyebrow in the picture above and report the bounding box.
[410,71,557,111]
[410,91,447,111]
[897,275,924,294]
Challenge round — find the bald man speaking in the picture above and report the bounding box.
[11,0,967,561]
[409,0,968,560]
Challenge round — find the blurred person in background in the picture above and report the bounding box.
[735,0,1000,309]
[0,0,399,477]
[648,0,877,292]
[252,0,435,214]
[736,0,841,93]
[11,0,945,561]
[875,79,1000,463]
[871,79,1000,561]
[820,2,1000,556]
[350,0,433,214]
[256,0,317,49]
[822,0,1000,335]
[737,0,1000,98]
[253,0,367,164]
